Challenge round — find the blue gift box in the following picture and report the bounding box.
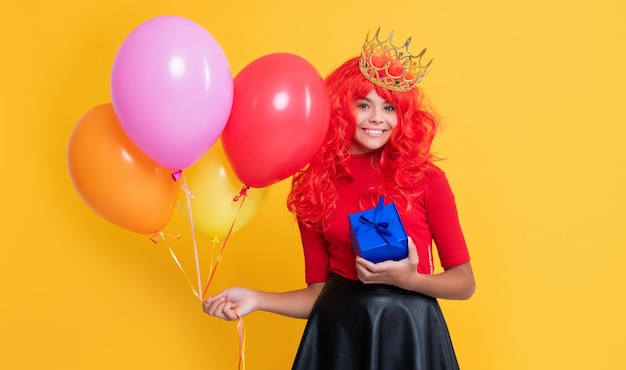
[348,196,408,263]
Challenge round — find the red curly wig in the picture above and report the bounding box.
[287,56,440,231]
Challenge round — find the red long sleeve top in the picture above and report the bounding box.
[299,153,470,284]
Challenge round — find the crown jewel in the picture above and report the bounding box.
[359,28,432,92]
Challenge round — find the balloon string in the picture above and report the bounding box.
[232,309,247,370]
[179,172,203,299]
[201,185,250,300]
[207,237,219,292]
[199,186,249,370]
[151,232,200,300]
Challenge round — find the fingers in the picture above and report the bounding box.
[356,237,418,285]
[202,296,224,316]
[356,255,376,272]
[202,296,239,321]
[407,237,419,265]
[356,256,391,283]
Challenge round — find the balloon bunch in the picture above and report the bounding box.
[68,16,235,235]
[68,16,330,370]
[67,14,330,294]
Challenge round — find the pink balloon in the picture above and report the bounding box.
[111,16,233,170]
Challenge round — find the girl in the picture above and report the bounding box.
[204,29,475,370]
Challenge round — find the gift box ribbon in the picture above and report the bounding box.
[355,196,403,249]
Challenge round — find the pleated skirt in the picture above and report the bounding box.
[292,273,460,370]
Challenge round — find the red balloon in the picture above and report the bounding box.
[221,53,330,188]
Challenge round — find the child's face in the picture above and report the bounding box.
[351,89,398,154]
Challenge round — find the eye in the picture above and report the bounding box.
[384,105,395,111]
[355,101,369,109]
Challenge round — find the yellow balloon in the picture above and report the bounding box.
[177,140,270,240]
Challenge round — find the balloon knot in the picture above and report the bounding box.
[233,185,250,201]
[171,170,183,181]
[150,233,159,243]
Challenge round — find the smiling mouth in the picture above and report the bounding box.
[363,128,385,135]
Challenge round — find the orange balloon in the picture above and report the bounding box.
[67,104,180,234]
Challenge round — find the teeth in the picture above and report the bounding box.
[364,129,384,135]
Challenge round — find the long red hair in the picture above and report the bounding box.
[287,56,439,231]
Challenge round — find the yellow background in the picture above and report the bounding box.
[2,0,625,369]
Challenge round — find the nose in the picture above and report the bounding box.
[368,108,384,124]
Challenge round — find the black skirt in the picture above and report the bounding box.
[292,273,460,370]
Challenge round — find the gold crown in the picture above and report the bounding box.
[359,28,432,92]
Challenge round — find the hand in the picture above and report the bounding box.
[355,237,420,289]
[202,287,257,321]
